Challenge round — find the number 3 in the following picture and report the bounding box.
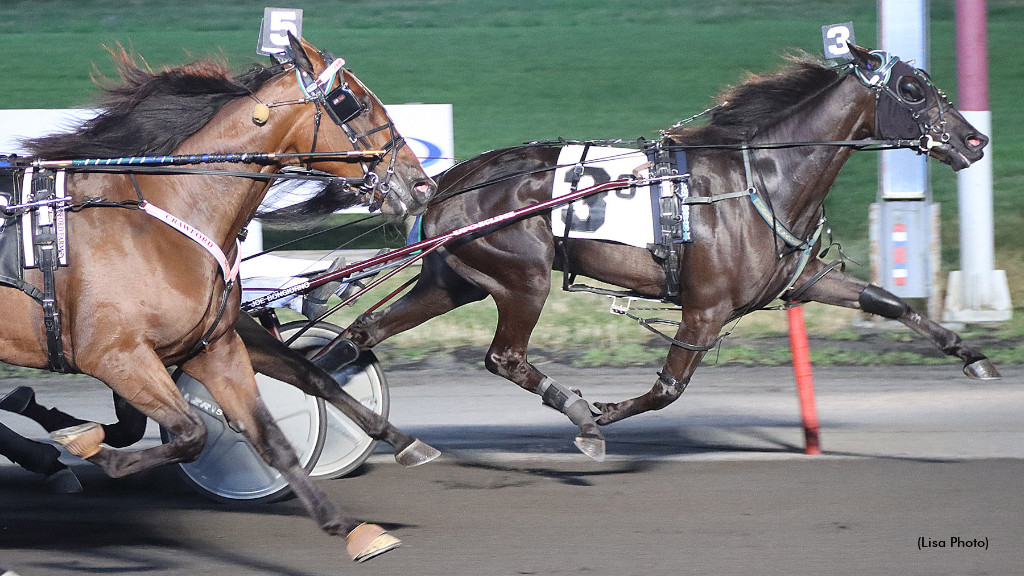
[825,25,851,58]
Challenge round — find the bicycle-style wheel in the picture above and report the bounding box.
[162,367,327,504]
[277,321,389,479]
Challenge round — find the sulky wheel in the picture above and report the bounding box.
[277,321,389,480]
[163,366,327,504]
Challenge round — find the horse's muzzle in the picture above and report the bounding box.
[931,130,988,172]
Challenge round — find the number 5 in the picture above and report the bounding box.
[269,10,300,47]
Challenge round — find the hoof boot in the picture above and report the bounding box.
[51,423,105,458]
[395,439,441,467]
[574,434,606,462]
[347,523,400,562]
[964,359,1001,380]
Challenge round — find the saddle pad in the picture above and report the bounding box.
[0,166,70,300]
[0,168,25,290]
[551,145,656,249]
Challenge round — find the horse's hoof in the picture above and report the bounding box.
[51,423,105,458]
[347,523,401,562]
[964,359,1001,380]
[574,434,606,462]
[395,439,441,467]
[44,467,83,494]
[0,386,34,414]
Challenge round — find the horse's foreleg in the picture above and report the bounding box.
[183,330,398,562]
[595,311,723,425]
[58,353,208,479]
[794,263,1000,379]
[235,313,438,466]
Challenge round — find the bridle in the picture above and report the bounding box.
[268,48,413,213]
[850,50,954,152]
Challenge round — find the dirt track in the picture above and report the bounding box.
[2,362,1022,575]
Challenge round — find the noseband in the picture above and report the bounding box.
[852,50,953,152]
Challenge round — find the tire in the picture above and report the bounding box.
[277,321,389,479]
[162,367,327,504]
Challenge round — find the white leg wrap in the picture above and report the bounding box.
[537,378,594,427]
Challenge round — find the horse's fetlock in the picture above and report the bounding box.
[174,421,208,459]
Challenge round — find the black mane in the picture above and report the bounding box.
[23,48,280,160]
[666,56,840,146]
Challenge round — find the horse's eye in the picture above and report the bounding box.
[897,76,926,104]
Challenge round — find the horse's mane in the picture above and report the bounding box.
[665,55,841,146]
[23,46,280,160]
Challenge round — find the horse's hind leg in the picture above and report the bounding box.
[235,312,439,467]
[484,281,606,461]
[4,386,147,448]
[183,330,397,561]
[0,420,82,492]
[793,261,1000,379]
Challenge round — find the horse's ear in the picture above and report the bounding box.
[848,44,881,70]
[287,31,315,75]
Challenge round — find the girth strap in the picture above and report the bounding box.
[21,168,70,372]
[559,143,591,292]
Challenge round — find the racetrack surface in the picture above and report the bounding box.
[2,362,1022,575]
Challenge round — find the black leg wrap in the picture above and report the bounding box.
[310,337,360,371]
[858,284,909,319]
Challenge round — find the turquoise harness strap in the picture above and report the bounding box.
[684,145,829,304]
[748,189,808,248]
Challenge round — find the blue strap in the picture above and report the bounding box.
[406,214,423,245]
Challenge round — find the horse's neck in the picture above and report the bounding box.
[752,75,874,229]
[152,102,291,249]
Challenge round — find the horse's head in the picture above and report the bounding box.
[848,44,988,171]
[257,34,436,216]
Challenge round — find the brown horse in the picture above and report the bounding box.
[336,46,995,460]
[1,33,434,561]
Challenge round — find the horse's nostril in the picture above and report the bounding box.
[968,136,983,148]
[414,181,435,199]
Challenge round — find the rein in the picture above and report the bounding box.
[429,136,921,207]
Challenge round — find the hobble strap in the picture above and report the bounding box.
[657,371,688,394]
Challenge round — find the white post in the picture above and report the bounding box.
[943,0,1012,322]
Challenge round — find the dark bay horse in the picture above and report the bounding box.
[337,46,995,460]
[1,33,434,561]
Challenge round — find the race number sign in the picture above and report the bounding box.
[551,146,657,249]
[821,22,856,61]
[258,7,303,56]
